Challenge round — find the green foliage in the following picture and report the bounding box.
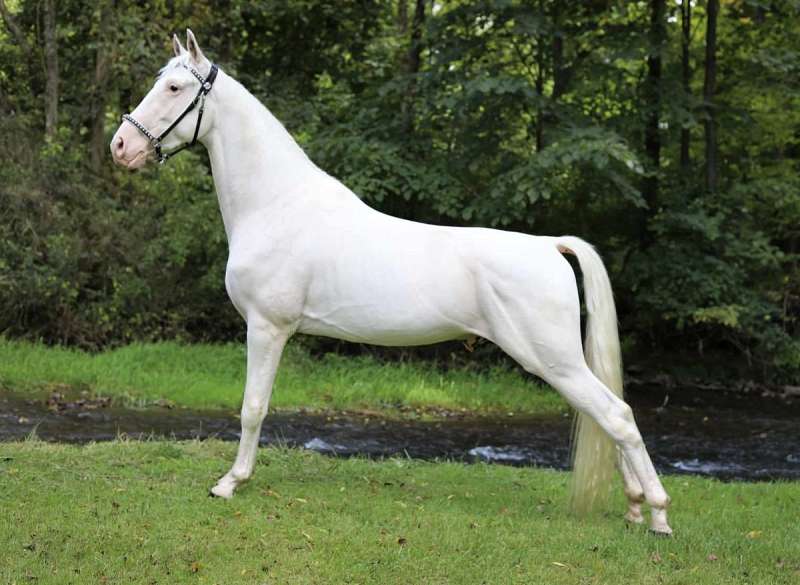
[0,0,798,380]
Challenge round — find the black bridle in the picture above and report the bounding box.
[121,62,219,164]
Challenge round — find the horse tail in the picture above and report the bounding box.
[556,236,623,515]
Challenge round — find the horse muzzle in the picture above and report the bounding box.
[110,125,152,170]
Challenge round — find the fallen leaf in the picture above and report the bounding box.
[189,561,201,573]
[397,537,407,546]
[746,530,763,540]
[707,554,718,561]
[650,552,662,564]
[551,562,569,569]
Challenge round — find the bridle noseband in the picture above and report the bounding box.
[121,62,219,164]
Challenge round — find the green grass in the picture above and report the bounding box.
[0,338,565,415]
[0,440,797,584]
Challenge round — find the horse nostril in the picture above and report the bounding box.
[115,135,125,153]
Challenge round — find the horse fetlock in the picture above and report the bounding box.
[624,502,645,525]
[645,491,671,510]
[231,465,254,483]
[624,485,645,503]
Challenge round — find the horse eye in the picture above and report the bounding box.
[169,84,179,92]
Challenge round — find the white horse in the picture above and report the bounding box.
[111,30,671,535]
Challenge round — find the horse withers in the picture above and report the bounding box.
[111,30,672,535]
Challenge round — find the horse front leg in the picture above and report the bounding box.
[211,321,288,499]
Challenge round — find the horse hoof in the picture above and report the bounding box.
[649,527,673,537]
[209,482,235,499]
[649,507,672,536]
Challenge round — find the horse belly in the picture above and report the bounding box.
[298,258,480,346]
[298,316,467,346]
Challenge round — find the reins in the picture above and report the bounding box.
[122,62,218,164]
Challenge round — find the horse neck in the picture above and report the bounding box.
[202,71,320,239]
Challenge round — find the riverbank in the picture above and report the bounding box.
[1,440,798,584]
[0,339,565,416]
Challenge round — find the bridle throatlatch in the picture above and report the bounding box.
[121,62,219,164]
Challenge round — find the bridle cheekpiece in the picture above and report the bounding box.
[121,62,219,164]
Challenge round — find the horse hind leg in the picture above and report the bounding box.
[495,325,672,534]
[619,450,646,525]
[545,365,672,534]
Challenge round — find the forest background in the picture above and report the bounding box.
[0,0,798,383]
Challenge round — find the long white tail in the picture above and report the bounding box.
[556,236,623,515]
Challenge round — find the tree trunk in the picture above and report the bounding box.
[537,2,564,150]
[642,0,665,224]
[397,0,408,33]
[535,39,544,152]
[551,5,567,102]
[42,0,59,139]
[704,0,719,193]
[0,0,26,45]
[401,0,425,135]
[89,0,112,172]
[0,0,31,116]
[680,0,692,171]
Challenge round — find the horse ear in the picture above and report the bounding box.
[185,28,206,64]
[172,34,186,58]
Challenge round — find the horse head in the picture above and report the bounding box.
[111,29,217,169]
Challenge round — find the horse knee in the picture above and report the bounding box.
[241,398,267,429]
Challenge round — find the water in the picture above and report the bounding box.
[1,385,798,480]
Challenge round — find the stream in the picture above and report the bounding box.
[1,385,798,480]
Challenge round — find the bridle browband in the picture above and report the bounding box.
[121,62,219,164]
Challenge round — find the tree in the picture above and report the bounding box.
[680,0,692,171]
[642,0,666,234]
[0,0,797,381]
[704,0,719,192]
[42,0,59,138]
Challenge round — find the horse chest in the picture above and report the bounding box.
[224,240,307,324]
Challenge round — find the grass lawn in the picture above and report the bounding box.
[0,338,565,415]
[1,440,798,585]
